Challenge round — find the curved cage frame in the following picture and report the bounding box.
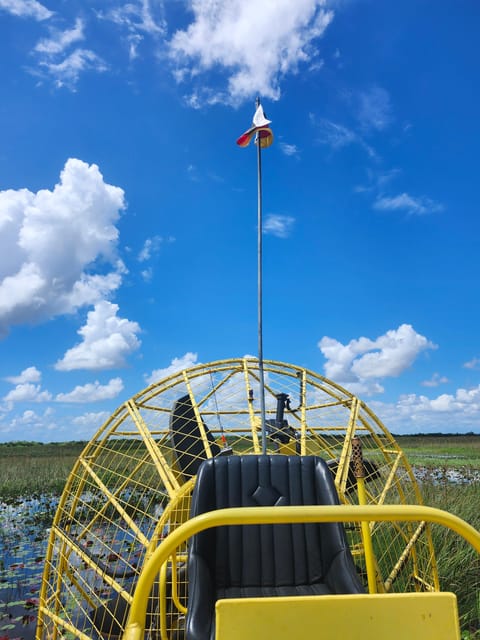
[37,358,439,640]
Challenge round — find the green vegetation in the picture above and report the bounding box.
[0,441,87,499]
[0,436,479,635]
[1,434,478,498]
[421,479,479,635]
[396,434,480,468]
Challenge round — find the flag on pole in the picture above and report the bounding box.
[236,103,274,149]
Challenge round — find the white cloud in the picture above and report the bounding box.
[375,169,401,187]
[279,143,299,157]
[318,324,436,396]
[31,16,106,89]
[169,0,334,104]
[5,366,41,384]
[355,168,402,194]
[138,235,163,262]
[55,377,124,403]
[0,406,111,441]
[97,1,166,36]
[421,373,449,388]
[126,33,143,60]
[137,235,174,282]
[34,17,84,54]
[374,192,444,215]
[313,117,356,148]
[372,384,480,433]
[357,86,392,132]
[14,409,42,424]
[69,410,110,439]
[463,357,480,370]
[2,366,51,408]
[311,116,376,158]
[72,411,109,428]
[0,158,125,336]
[55,301,141,371]
[141,268,153,282]
[0,0,53,20]
[38,48,108,89]
[93,0,165,62]
[3,382,52,405]
[263,214,295,239]
[0,408,57,438]
[145,352,198,386]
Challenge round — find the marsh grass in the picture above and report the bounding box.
[419,475,480,635]
[0,441,86,499]
[0,438,479,636]
[397,434,480,467]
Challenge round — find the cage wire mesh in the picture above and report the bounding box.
[37,358,438,640]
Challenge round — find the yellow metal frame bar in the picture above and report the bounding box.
[384,521,426,592]
[79,458,150,548]
[337,398,359,495]
[183,372,214,459]
[243,359,261,452]
[122,504,480,640]
[356,477,378,593]
[126,400,179,495]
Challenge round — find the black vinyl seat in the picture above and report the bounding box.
[186,455,365,640]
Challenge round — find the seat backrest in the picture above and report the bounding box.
[170,394,221,480]
[190,455,354,590]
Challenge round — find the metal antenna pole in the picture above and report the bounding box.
[256,96,267,454]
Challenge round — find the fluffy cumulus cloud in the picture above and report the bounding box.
[72,410,109,427]
[3,382,52,405]
[168,0,334,104]
[3,367,52,408]
[0,0,53,20]
[463,357,480,370]
[372,384,480,433]
[0,159,125,336]
[263,214,295,239]
[0,408,57,439]
[55,301,141,371]
[421,373,449,388]
[55,377,124,403]
[145,352,198,385]
[5,366,41,384]
[318,324,436,395]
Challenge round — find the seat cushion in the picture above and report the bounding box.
[217,582,332,600]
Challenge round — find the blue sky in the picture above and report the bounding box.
[1,0,479,441]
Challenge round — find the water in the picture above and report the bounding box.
[413,465,480,484]
[0,495,58,640]
[1,471,477,640]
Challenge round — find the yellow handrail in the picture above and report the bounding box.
[122,504,480,640]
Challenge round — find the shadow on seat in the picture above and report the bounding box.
[186,455,365,640]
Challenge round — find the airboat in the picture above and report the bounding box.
[36,105,479,640]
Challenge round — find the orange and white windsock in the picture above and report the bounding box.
[236,104,274,149]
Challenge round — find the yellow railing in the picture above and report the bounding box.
[122,505,480,640]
